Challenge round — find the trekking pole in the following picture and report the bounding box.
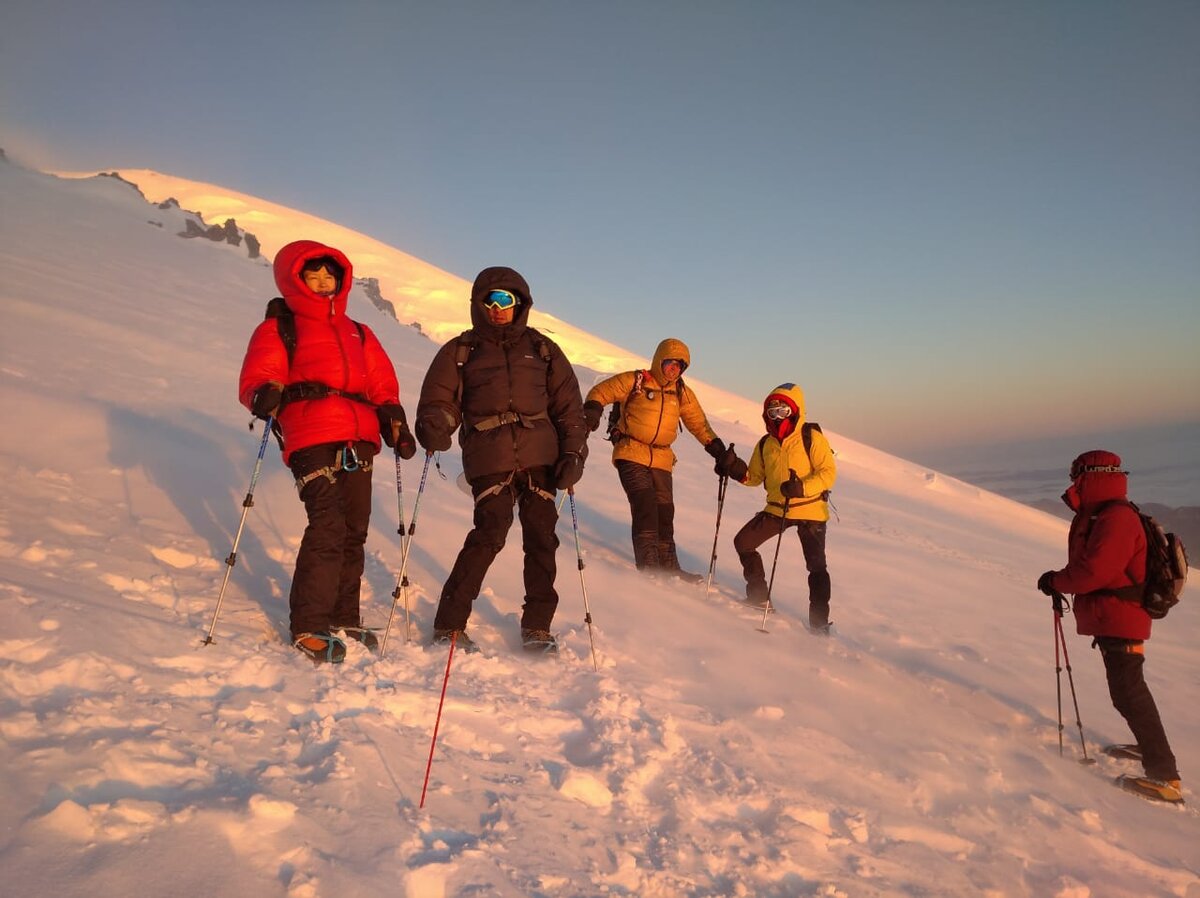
[1052,590,1093,763]
[758,497,791,633]
[419,631,458,809]
[567,487,599,671]
[1053,594,1065,757]
[381,451,434,654]
[203,417,274,645]
[390,448,413,638]
[705,464,731,599]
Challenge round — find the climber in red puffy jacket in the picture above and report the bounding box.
[1037,450,1181,803]
[239,240,414,664]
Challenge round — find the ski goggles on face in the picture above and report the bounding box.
[483,289,519,311]
[765,402,793,420]
[661,358,688,372]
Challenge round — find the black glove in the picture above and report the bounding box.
[378,404,417,459]
[250,383,282,420]
[1037,571,1057,597]
[726,455,749,482]
[583,400,603,433]
[704,438,727,461]
[714,444,744,479]
[780,468,805,500]
[415,407,455,452]
[554,451,584,490]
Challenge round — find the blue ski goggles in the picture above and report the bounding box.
[483,289,519,311]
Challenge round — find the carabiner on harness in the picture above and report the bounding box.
[341,443,361,472]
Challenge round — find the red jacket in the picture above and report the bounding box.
[1047,455,1150,640]
[239,240,400,464]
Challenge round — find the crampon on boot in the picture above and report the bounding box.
[1116,775,1184,804]
[521,628,559,654]
[432,628,480,653]
[341,627,381,653]
[293,632,347,664]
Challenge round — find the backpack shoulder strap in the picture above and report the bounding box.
[1086,498,1143,577]
[453,329,478,404]
[525,326,554,364]
[264,297,296,366]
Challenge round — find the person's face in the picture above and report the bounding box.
[660,359,683,381]
[303,265,338,296]
[486,304,516,326]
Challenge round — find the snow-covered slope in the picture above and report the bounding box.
[1,161,1196,898]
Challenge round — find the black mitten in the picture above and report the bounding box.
[251,383,282,420]
[1036,571,1057,597]
[415,407,455,452]
[554,452,585,490]
[779,468,805,499]
[583,400,603,432]
[378,404,417,459]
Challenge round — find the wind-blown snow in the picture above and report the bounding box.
[1,161,1196,898]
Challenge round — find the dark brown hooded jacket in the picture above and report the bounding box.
[417,267,587,481]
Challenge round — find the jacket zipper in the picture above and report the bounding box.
[330,306,360,442]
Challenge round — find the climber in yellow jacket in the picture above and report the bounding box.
[717,382,838,632]
[583,338,729,580]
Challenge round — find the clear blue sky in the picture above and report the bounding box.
[3,0,1198,460]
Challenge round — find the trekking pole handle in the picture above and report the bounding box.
[1051,589,1068,617]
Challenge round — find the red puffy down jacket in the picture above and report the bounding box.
[1046,450,1150,640]
[238,240,400,464]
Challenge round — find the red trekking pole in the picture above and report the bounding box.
[1052,590,1092,763]
[419,632,458,808]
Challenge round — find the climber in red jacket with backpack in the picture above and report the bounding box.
[1037,450,1182,803]
[239,240,414,664]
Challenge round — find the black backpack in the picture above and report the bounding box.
[1106,502,1189,619]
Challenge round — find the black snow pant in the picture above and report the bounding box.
[434,466,560,633]
[616,460,688,573]
[287,441,376,640]
[733,512,831,627]
[1096,637,1179,781]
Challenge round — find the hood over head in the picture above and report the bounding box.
[650,338,691,385]
[1062,448,1129,512]
[763,382,807,440]
[273,240,353,319]
[469,266,533,338]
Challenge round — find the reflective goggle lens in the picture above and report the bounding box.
[765,402,792,420]
[484,289,518,310]
[662,358,688,372]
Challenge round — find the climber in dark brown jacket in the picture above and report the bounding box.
[415,266,587,652]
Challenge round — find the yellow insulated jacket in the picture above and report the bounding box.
[586,338,718,472]
[743,383,837,522]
